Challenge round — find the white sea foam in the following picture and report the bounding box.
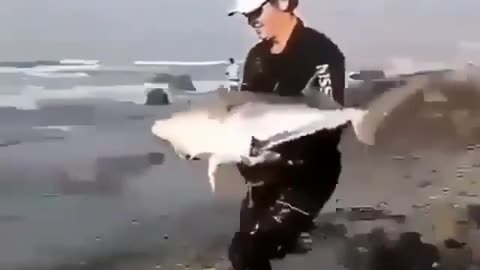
[59,59,100,65]
[31,125,77,132]
[25,72,90,78]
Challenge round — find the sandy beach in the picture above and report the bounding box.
[1,75,480,270]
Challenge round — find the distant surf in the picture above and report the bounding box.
[24,72,90,78]
[0,59,100,78]
[0,59,100,68]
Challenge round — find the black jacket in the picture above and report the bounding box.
[241,19,345,104]
[240,19,346,173]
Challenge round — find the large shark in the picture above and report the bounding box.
[151,74,444,192]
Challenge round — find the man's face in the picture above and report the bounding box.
[244,2,283,40]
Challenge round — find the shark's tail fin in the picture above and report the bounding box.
[349,75,431,146]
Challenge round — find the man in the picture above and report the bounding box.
[226,57,241,91]
[227,0,346,269]
[229,0,345,270]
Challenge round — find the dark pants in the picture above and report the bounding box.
[228,154,341,270]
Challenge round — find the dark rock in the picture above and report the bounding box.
[145,88,170,106]
[169,74,196,91]
[150,73,173,83]
[0,139,21,147]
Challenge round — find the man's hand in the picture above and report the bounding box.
[238,150,304,184]
[240,150,282,167]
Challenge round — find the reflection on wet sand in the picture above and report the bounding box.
[54,153,165,196]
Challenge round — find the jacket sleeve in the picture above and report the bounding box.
[310,43,346,106]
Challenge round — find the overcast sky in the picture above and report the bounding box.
[0,0,479,69]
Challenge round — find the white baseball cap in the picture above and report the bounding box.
[227,0,267,16]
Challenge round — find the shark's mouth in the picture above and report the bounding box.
[179,153,201,160]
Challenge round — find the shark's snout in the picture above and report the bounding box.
[151,120,166,138]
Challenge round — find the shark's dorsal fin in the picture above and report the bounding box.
[303,90,343,110]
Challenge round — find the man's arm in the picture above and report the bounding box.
[309,39,346,106]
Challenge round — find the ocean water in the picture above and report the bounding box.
[0,80,223,110]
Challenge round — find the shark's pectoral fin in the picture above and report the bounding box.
[207,155,222,193]
[207,154,243,193]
